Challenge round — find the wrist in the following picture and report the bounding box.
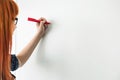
[36,31,43,38]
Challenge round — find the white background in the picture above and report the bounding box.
[13,0,120,80]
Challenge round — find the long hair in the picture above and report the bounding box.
[0,0,19,80]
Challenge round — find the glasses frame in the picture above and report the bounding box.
[14,18,18,25]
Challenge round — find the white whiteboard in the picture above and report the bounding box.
[14,0,120,80]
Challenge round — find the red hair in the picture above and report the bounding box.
[0,0,19,80]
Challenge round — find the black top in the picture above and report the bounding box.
[10,54,19,78]
[11,54,19,71]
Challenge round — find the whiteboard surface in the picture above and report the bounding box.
[14,0,120,80]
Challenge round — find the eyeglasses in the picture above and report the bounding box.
[14,18,18,25]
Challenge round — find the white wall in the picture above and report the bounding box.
[13,0,120,80]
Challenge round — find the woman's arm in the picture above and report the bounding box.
[16,17,49,67]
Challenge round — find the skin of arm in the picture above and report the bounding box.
[16,17,48,67]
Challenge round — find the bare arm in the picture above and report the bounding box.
[16,17,49,67]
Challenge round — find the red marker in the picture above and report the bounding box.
[28,17,50,24]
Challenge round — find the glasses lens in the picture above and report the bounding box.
[15,18,18,25]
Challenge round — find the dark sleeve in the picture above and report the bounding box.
[11,54,19,71]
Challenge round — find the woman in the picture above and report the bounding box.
[0,0,49,80]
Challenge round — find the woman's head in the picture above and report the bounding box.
[0,0,19,80]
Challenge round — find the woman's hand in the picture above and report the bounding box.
[36,17,49,37]
[17,17,49,67]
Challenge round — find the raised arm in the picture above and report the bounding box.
[16,17,49,67]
